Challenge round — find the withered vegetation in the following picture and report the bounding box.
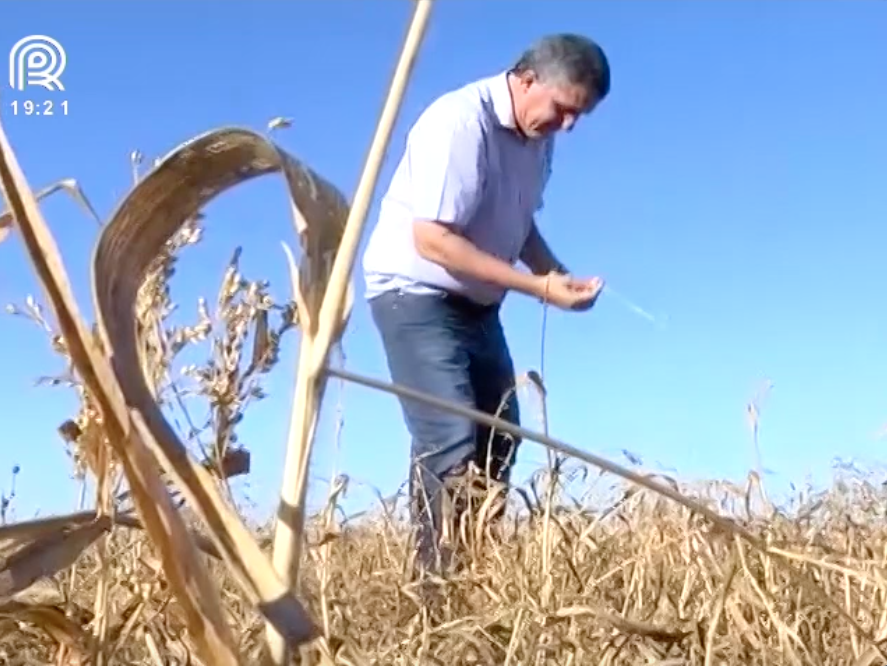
[3,158,887,666]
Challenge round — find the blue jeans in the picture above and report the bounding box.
[369,289,521,572]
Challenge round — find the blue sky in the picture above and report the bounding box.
[1,1,885,521]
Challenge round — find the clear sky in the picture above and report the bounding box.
[1,1,885,521]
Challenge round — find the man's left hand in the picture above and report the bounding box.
[564,275,605,311]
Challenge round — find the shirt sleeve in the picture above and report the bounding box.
[405,107,487,228]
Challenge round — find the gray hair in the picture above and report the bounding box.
[512,33,611,101]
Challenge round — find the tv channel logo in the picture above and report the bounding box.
[9,35,67,92]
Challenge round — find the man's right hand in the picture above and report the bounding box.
[540,273,605,311]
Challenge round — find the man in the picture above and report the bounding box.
[361,33,610,572]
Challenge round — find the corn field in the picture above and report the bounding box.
[2,4,887,664]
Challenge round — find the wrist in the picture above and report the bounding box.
[528,273,550,300]
[510,271,548,299]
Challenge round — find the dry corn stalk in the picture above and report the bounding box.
[264,1,435,662]
[92,127,352,649]
[0,120,244,665]
[0,121,351,663]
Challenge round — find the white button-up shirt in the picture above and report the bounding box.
[362,71,554,305]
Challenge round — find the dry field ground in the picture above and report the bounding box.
[5,463,887,665]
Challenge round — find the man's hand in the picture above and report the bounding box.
[542,273,605,311]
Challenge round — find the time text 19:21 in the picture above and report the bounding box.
[8,100,69,116]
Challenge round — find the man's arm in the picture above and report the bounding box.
[414,220,546,298]
[519,220,568,276]
[407,108,548,299]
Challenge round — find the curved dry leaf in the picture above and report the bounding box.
[0,517,110,600]
[92,127,350,649]
[8,578,62,606]
[0,601,93,659]
[0,120,242,665]
[1,508,224,563]
[0,178,102,246]
[280,239,355,338]
[0,510,107,559]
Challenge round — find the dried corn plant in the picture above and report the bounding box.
[8,443,887,665]
[4,2,887,661]
[0,5,432,664]
[0,197,304,665]
[134,223,298,493]
[0,120,351,664]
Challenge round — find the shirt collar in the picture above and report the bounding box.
[489,70,519,130]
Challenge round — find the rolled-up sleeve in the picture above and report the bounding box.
[405,107,487,228]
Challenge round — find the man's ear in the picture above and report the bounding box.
[514,69,536,91]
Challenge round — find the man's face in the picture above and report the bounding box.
[514,71,597,139]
